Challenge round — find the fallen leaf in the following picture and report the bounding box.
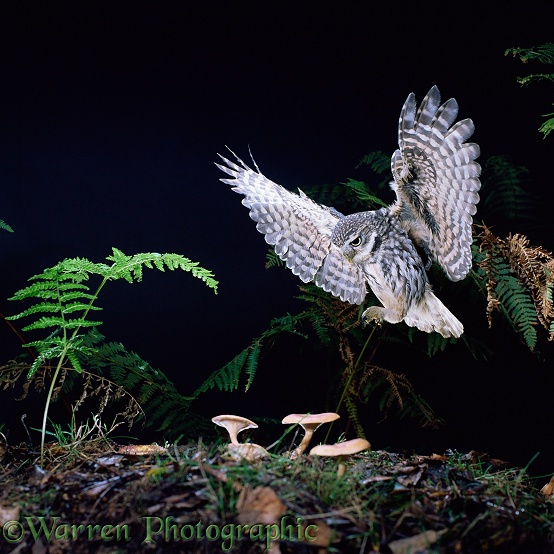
[301,519,334,548]
[388,529,447,554]
[236,486,286,526]
[82,476,121,497]
[0,505,20,526]
[96,454,125,467]
[396,466,425,487]
[361,475,395,485]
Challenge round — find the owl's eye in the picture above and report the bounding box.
[350,236,362,247]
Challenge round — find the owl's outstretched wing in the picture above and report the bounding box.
[216,151,366,304]
[390,85,481,281]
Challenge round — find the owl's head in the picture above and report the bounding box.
[331,211,383,263]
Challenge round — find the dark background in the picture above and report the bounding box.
[1,3,553,476]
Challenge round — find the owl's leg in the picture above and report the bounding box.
[362,306,404,327]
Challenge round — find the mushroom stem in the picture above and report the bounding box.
[227,429,239,445]
[290,429,314,459]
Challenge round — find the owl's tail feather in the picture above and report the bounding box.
[404,288,463,338]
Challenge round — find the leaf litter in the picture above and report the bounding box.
[0,441,553,553]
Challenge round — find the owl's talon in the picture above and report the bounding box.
[361,307,384,329]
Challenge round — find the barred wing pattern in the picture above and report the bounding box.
[391,85,481,281]
[216,152,367,304]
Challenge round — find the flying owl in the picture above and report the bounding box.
[217,86,480,338]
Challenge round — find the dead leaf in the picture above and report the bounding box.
[396,466,425,487]
[82,476,121,497]
[96,454,125,467]
[388,529,447,554]
[361,475,395,485]
[0,504,20,526]
[236,486,286,526]
[301,519,334,548]
[429,453,448,462]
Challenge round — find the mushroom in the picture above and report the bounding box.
[282,412,340,459]
[310,438,370,477]
[227,443,270,462]
[212,415,258,445]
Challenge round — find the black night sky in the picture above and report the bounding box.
[1,4,554,475]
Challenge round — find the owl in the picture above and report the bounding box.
[217,86,480,338]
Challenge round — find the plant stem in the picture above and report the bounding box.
[40,355,64,468]
[324,325,377,443]
[38,273,111,468]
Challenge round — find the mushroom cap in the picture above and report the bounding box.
[281,412,340,429]
[211,415,258,444]
[227,443,269,462]
[212,414,258,430]
[310,438,370,457]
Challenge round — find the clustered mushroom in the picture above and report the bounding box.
[281,412,340,459]
[212,412,371,475]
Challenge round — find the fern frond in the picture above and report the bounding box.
[10,282,88,302]
[83,335,198,436]
[356,150,391,174]
[21,317,102,332]
[425,333,456,357]
[344,396,366,439]
[307,311,331,345]
[355,364,442,428]
[65,349,84,373]
[356,150,393,190]
[245,341,261,392]
[479,156,537,228]
[506,43,554,138]
[105,249,218,291]
[0,218,14,232]
[476,227,547,349]
[342,178,388,209]
[265,249,285,269]
[193,349,246,397]
[538,113,554,138]
[506,43,554,64]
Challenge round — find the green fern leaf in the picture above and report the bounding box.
[0,219,14,232]
[344,396,366,439]
[343,178,388,209]
[426,333,456,357]
[22,317,102,332]
[65,349,83,373]
[245,342,261,392]
[496,275,538,350]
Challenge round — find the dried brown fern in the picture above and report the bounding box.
[477,226,554,342]
[310,287,442,434]
[0,359,143,434]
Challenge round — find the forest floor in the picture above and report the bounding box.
[0,439,553,553]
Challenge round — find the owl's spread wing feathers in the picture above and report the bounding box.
[217,151,366,304]
[390,85,481,281]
